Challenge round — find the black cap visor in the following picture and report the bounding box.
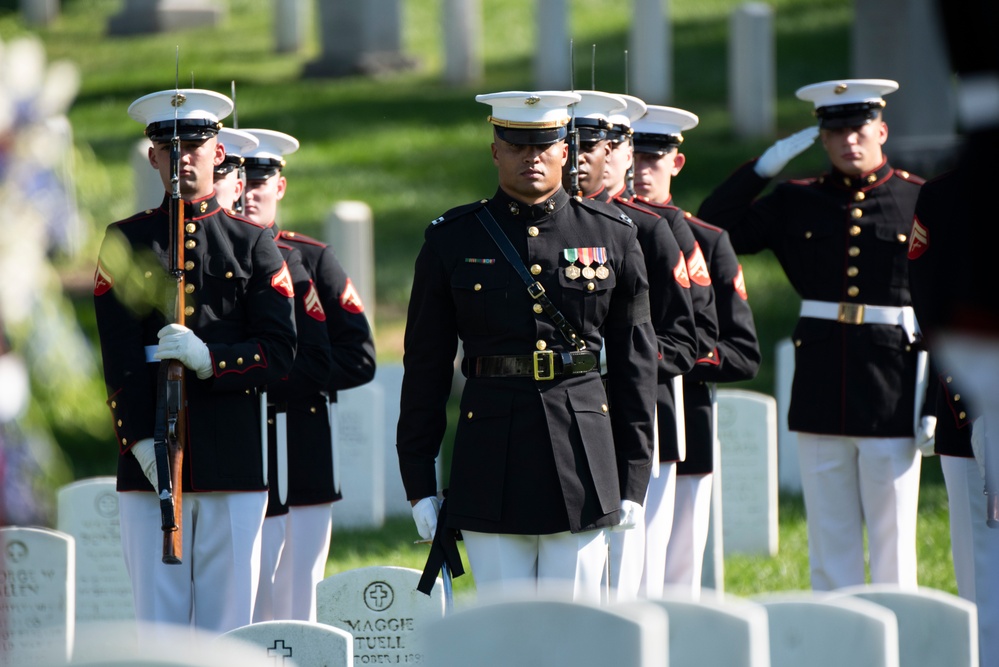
[816,101,884,129]
[146,119,221,143]
[632,132,682,155]
[243,157,284,181]
[494,124,568,146]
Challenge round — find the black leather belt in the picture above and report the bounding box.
[464,350,598,381]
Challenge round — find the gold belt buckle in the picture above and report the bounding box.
[837,302,865,325]
[533,350,555,381]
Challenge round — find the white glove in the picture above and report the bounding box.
[412,496,441,540]
[753,126,820,178]
[155,323,213,379]
[131,437,159,489]
[916,415,937,457]
[616,499,644,530]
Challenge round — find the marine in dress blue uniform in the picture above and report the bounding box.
[568,91,698,601]
[698,79,928,591]
[397,91,658,602]
[94,89,297,636]
[240,129,376,622]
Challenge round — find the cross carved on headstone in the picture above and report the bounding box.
[367,583,390,609]
[267,639,294,665]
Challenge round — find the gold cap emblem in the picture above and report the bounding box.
[171,93,187,107]
[834,83,848,95]
[525,95,541,106]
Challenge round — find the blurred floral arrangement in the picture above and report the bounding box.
[0,34,99,526]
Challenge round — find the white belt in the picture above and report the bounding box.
[799,300,918,343]
[144,345,158,363]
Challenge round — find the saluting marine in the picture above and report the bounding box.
[94,89,296,636]
[397,91,658,601]
[699,79,930,592]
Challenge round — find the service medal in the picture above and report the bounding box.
[581,266,596,280]
[564,265,582,280]
[595,265,609,280]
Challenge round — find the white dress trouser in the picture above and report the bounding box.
[272,503,333,622]
[940,455,977,601]
[119,490,267,639]
[797,433,920,591]
[461,529,607,604]
[663,472,713,598]
[253,514,287,622]
[638,463,677,599]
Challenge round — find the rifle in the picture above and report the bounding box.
[568,39,581,198]
[154,47,186,564]
[623,49,636,196]
[230,80,247,215]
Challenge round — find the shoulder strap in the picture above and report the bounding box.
[474,206,586,351]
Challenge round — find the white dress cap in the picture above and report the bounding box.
[795,78,899,109]
[217,127,259,159]
[243,128,300,162]
[571,90,628,123]
[128,88,233,132]
[633,105,699,136]
[607,94,649,129]
[475,90,582,129]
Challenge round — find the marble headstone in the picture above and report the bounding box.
[223,620,353,667]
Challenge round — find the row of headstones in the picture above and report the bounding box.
[0,532,977,667]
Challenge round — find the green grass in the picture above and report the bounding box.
[1,0,959,597]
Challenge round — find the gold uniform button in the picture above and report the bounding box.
[185,283,195,294]
[254,354,261,362]
[897,233,907,243]
[225,271,234,279]
[960,411,967,420]
[586,282,595,291]
[184,306,194,316]
[848,246,861,257]
[847,286,860,297]
[851,208,863,219]
[467,411,474,419]
[219,361,227,369]
[854,191,866,202]
[867,173,877,183]
[947,376,953,383]
[144,271,153,279]
[185,260,195,271]
[536,340,547,351]
[898,170,910,179]
[117,419,122,427]
[843,177,852,187]
[185,239,197,249]
[533,303,544,314]
[236,357,244,365]
[122,438,128,445]
[849,224,861,235]
[185,223,196,233]
[847,266,859,277]
[145,209,152,214]
[528,226,539,237]
[530,264,542,275]
[601,404,608,413]
[905,345,912,352]
[707,351,714,358]
[794,339,802,347]
[310,406,317,414]
[955,394,961,402]
[111,401,117,409]
[473,283,482,291]
[804,231,813,239]
[268,418,274,425]
[200,201,208,213]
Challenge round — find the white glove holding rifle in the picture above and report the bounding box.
[131,437,159,489]
[155,323,213,379]
[614,499,644,530]
[916,415,937,457]
[754,126,820,178]
[412,496,441,540]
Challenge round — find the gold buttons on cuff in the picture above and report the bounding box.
[185,223,196,233]
[854,191,866,202]
[185,284,195,294]
[219,361,226,369]
[254,354,261,362]
[897,233,907,243]
[530,264,542,275]
[467,411,474,419]
[848,246,861,257]
[185,239,197,250]
[185,260,195,271]
[536,340,547,351]
[533,303,544,314]
[473,283,482,291]
[847,286,860,297]
[184,306,194,316]
[236,357,244,365]
[528,226,539,237]
[225,271,234,279]
[847,267,859,277]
